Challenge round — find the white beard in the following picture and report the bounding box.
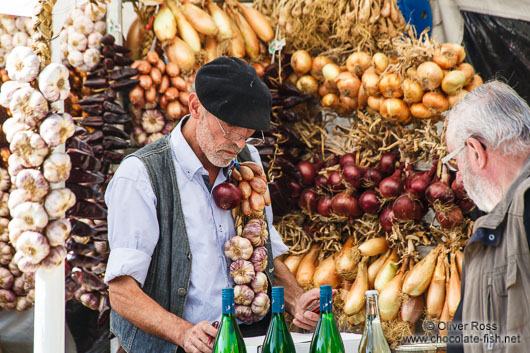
[196,113,241,168]
[460,155,503,212]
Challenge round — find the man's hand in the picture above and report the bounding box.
[182,321,218,353]
[291,287,321,330]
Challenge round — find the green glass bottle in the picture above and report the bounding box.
[213,288,247,353]
[309,285,345,353]
[358,290,391,353]
[261,287,296,353]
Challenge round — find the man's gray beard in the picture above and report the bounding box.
[460,156,503,213]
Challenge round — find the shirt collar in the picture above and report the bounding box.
[170,116,204,181]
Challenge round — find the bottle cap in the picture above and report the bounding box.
[272,287,285,313]
[320,285,332,296]
[272,286,284,296]
[365,290,379,297]
[222,288,234,300]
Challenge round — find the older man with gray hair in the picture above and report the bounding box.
[444,81,530,353]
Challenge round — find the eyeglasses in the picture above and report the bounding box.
[214,117,265,146]
[441,137,487,172]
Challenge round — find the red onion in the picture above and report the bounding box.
[331,192,361,218]
[342,163,363,189]
[362,168,383,188]
[287,180,303,198]
[435,207,464,228]
[392,193,425,221]
[314,175,328,188]
[339,153,356,167]
[317,195,333,217]
[327,171,344,191]
[298,188,318,213]
[359,190,380,214]
[406,165,436,199]
[379,206,396,232]
[297,161,316,185]
[425,170,454,205]
[451,173,466,200]
[413,200,428,220]
[378,169,403,198]
[379,152,399,175]
[213,182,242,210]
[458,198,475,214]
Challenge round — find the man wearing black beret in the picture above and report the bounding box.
[104,57,321,353]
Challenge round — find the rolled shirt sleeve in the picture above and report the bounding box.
[104,157,160,287]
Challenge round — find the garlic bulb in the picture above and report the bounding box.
[235,305,253,323]
[251,272,268,293]
[44,188,76,219]
[43,153,71,183]
[8,189,31,216]
[251,292,270,317]
[146,133,164,145]
[0,192,8,217]
[0,168,10,193]
[67,9,85,26]
[15,169,49,202]
[67,31,88,52]
[94,21,106,34]
[45,218,71,247]
[0,218,8,243]
[38,63,70,102]
[41,245,67,270]
[13,251,39,273]
[0,49,6,68]
[7,153,26,178]
[83,48,100,70]
[1,17,15,33]
[234,284,255,305]
[12,32,29,47]
[230,259,256,285]
[12,202,49,231]
[242,219,266,247]
[39,113,75,147]
[6,46,40,82]
[23,17,32,34]
[0,34,13,51]
[85,2,106,20]
[67,50,84,68]
[9,87,49,127]
[224,236,253,261]
[15,231,50,265]
[74,16,95,36]
[15,17,26,31]
[250,247,268,273]
[58,30,68,45]
[142,110,165,134]
[87,32,102,49]
[10,131,49,168]
[0,81,29,109]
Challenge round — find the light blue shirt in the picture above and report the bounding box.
[104,118,288,325]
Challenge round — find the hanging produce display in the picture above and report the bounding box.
[0,15,33,68]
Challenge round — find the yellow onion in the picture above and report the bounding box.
[379,259,407,321]
[416,61,443,91]
[340,95,358,112]
[126,18,145,60]
[426,251,446,318]
[439,291,450,336]
[422,91,449,112]
[153,5,177,42]
[234,1,274,42]
[410,103,434,119]
[357,84,368,109]
[296,244,319,288]
[313,254,341,288]
[402,245,440,296]
[311,56,333,81]
[380,98,410,123]
[446,43,466,64]
[296,75,318,95]
[448,89,468,107]
[372,52,389,74]
[401,294,425,325]
[346,51,372,76]
[368,249,390,288]
[457,63,474,85]
[362,67,380,96]
[230,9,259,59]
[406,67,417,79]
[322,63,341,83]
[448,253,461,317]
[204,37,218,63]
[291,50,313,75]
[378,72,403,98]
[166,37,196,72]
[455,250,463,277]
[441,70,467,95]
[288,73,300,86]
[173,7,201,53]
[180,2,218,36]
[336,71,361,98]
[374,249,399,292]
[321,93,340,109]
[318,81,338,96]
[228,16,246,58]
[208,2,233,39]
[335,237,360,280]
[359,237,388,256]
[284,254,303,274]
[344,257,368,315]
[433,43,460,69]
[465,74,483,91]
[402,78,424,103]
[367,95,385,112]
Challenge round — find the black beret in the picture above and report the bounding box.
[195,57,271,130]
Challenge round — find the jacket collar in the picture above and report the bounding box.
[473,154,530,232]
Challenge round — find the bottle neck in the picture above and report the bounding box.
[365,296,379,320]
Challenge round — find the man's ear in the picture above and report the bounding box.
[187,92,201,119]
[466,137,487,170]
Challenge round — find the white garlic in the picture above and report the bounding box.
[23,17,32,34]
[15,17,26,31]
[74,16,94,36]
[0,34,13,51]
[38,63,71,102]
[15,169,49,202]
[41,245,67,269]
[15,231,50,265]
[0,218,8,243]
[8,189,31,216]
[12,32,29,47]
[83,48,100,70]
[45,218,71,247]
[224,236,253,261]
[6,46,40,82]
[39,113,75,147]
[66,25,77,37]
[3,118,29,143]
[9,218,26,244]
[70,9,85,25]
[0,192,8,217]
[0,81,29,108]
[12,202,49,231]
[7,153,26,178]
[10,131,50,168]
[9,87,49,127]
[58,30,68,45]
[0,48,6,68]
[67,31,88,52]
[251,272,268,293]
[87,32,102,49]
[13,251,39,273]
[1,16,16,32]
[0,168,10,192]
[43,153,71,183]
[85,2,106,21]
[94,21,106,34]
[44,188,76,219]
[67,50,84,68]
[142,110,165,133]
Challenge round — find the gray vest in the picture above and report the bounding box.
[110,135,275,352]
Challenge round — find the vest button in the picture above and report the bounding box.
[178,288,187,296]
[488,234,495,241]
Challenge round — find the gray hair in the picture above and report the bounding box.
[445,80,530,156]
